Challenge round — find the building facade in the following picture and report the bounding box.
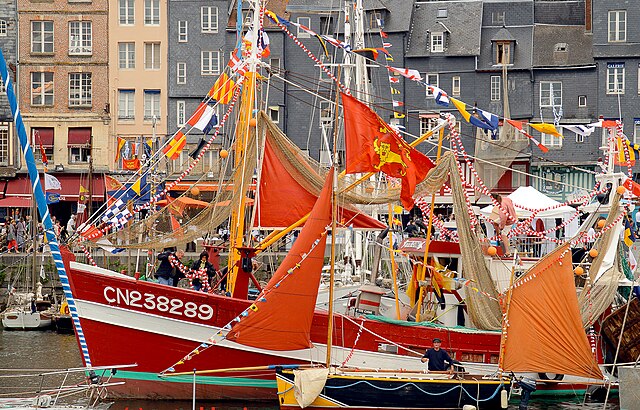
[0,0,18,179]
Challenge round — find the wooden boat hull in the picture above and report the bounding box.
[63,258,502,400]
[275,368,509,409]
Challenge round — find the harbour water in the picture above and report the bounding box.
[0,330,620,410]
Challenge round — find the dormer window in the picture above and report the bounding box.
[495,41,511,65]
[431,32,444,53]
[554,43,568,52]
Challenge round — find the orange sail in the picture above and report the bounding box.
[226,169,334,350]
[501,244,603,380]
[257,128,385,230]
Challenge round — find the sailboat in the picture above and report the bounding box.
[3,0,629,401]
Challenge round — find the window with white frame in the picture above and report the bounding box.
[452,76,460,96]
[490,76,501,101]
[69,21,92,55]
[143,90,160,120]
[297,17,311,37]
[69,146,90,163]
[176,100,185,126]
[425,73,438,96]
[118,89,135,120]
[576,131,584,144]
[319,101,333,126]
[541,128,563,148]
[578,95,587,107]
[31,21,53,53]
[119,0,134,25]
[178,20,188,42]
[436,8,447,18]
[144,0,159,25]
[69,73,92,107]
[268,106,280,123]
[607,63,624,94]
[495,42,511,65]
[144,42,160,70]
[431,32,444,53]
[270,58,280,70]
[608,10,626,42]
[419,114,440,138]
[176,62,186,84]
[201,7,218,33]
[0,125,8,166]
[634,119,640,145]
[0,20,7,37]
[319,54,333,81]
[31,72,53,106]
[540,81,562,107]
[118,42,135,69]
[201,51,220,75]
[638,64,640,94]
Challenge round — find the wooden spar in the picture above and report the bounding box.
[165,365,287,377]
[388,203,401,319]
[326,68,342,368]
[226,69,256,297]
[415,127,445,322]
[498,255,517,376]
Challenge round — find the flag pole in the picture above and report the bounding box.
[0,49,93,365]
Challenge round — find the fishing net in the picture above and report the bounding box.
[448,156,502,330]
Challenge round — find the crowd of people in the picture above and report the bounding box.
[0,213,79,253]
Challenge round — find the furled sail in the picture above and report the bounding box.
[226,169,334,350]
[501,244,603,380]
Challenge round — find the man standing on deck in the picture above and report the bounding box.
[421,338,457,373]
[156,249,184,286]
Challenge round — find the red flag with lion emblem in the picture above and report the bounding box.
[342,93,434,209]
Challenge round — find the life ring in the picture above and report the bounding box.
[538,373,564,381]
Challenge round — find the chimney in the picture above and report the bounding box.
[585,0,592,32]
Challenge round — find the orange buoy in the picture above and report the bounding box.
[597,219,606,229]
[574,266,584,276]
[249,118,257,127]
[617,185,626,195]
[191,186,200,196]
[589,249,598,258]
[220,149,229,158]
[487,246,498,256]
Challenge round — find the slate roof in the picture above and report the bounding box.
[406,0,483,57]
[534,0,585,26]
[228,0,290,29]
[532,25,594,67]
[491,27,516,42]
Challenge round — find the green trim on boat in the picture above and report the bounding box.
[114,370,277,388]
[364,314,501,333]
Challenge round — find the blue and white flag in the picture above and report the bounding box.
[560,124,595,137]
[469,108,499,131]
[431,86,450,107]
[101,199,132,228]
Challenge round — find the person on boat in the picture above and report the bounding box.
[190,251,215,291]
[156,249,184,286]
[489,193,517,256]
[421,338,459,373]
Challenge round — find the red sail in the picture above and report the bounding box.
[257,131,385,230]
[227,170,334,350]
[502,244,603,380]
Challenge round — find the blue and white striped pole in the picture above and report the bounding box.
[0,50,92,366]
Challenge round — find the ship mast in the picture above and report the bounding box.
[226,0,262,298]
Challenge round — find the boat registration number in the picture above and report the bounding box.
[103,286,214,320]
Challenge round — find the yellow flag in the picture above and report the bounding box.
[393,111,405,119]
[208,73,236,104]
[529,122,562,137]
[450,97,471,122]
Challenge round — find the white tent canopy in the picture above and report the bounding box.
[480,186,576,219]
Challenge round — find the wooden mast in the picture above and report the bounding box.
[226,0,261,298]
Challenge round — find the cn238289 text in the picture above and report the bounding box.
[103,286,214,320]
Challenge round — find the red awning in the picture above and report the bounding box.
[33,128,54,146]
[0,196,32,208]
[4,174,105,201]
[68,128,91,146]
